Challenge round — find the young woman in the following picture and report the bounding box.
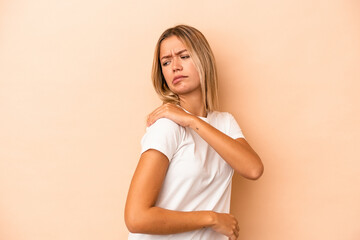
[125,25,263,240]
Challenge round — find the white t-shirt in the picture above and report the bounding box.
[128,111,245,240]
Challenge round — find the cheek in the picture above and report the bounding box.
[188,63,200,81]
[161,68,172,85]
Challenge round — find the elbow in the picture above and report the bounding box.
[125,214,143,233]
[125,209,146,233]
[125,214,137,233]
[248,162,264,180]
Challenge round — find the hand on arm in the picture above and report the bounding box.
[125,149,239,239]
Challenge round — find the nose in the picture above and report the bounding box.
[172,57,183,72]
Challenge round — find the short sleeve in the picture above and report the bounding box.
[227,113,245,139]
[140,118,180,161]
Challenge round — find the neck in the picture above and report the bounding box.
[178,90,207,117]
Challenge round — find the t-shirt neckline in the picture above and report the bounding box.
[180,106,209,119]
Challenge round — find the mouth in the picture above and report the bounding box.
[173,75,187,84]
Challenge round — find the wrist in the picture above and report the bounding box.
[205,211,217,227]
[188,115,201,130]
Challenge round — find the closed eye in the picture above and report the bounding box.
[180,55,190,59]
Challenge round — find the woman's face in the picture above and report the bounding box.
[159,36,201,96]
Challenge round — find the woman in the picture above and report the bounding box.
[125,24,263,240]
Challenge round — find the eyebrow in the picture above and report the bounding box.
[160,49,188,61]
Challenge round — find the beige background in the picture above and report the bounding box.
[1,0,359,239]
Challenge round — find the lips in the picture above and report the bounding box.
[173,75,187,84]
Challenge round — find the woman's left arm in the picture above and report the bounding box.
[189,116,264,180]
[147,103,264,180]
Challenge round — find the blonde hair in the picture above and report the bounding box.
[151,24,219,111]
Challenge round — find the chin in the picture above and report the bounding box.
[171,86,200,96]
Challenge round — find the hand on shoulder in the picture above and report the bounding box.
[146,103,195,128]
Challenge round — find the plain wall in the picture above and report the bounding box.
[1,0,359,239]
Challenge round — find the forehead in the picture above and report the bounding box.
[159,36,187,56]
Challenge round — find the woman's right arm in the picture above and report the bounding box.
[124,149,239,239]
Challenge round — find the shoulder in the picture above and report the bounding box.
[144,118,182,139]
[141,118,182,161]
[214,111,245,139]
[206,111,235,132]
[208,111,241,133]
[146,118,181,132]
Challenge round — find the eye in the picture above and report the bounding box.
[180,55,190,59]
[162,60,171,66]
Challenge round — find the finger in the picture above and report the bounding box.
[234,232,239,240]
[148,103,180,126]
[146,114,152,126]
[146,113,155,126]
[146,106,160,122]
[233,229,239,238]
[151,105,167,116]
[147,106,167,126]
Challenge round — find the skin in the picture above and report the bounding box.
[125,36,264,239]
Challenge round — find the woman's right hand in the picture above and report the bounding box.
[210,212,239,240]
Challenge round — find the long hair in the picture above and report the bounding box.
[151,25,219,111]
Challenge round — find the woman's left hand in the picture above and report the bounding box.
[146,103,194,127]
